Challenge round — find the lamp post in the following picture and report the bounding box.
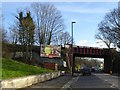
[71,21,76,76]
[71,22,76,45]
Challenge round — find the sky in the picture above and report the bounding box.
[2,1,119,48]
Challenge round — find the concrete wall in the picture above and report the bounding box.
[1,71,61,89]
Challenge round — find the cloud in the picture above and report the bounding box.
[75,40,108,48]
[76,40,91,46]
[57,4,113,14]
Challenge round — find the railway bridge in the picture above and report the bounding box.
[64,44,113,75]
[7,44,119,74]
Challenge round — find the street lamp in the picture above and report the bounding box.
[71,22,76,45]
[71,21,76,76]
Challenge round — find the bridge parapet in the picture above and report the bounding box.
[73,46,109,56]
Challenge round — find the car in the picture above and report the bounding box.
[81,67,91,76]
[91,67,95,73]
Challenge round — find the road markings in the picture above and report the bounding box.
[95,73,119,88]
[104,80,108,82]
[110,84,117,88]
[61,74,80,89]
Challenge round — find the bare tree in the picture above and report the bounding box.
[95,6,120,48]
[62,31,72,45]
[9,24,19,59]
[52,31,72,46]
[95,22,113,49]
[31,3,64,46]
[2,29,7,44]
[96,4,120,73]
[105,8,120,44]
[9,24,19,45]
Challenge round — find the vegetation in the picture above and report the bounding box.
[2,29,10,58]
[95,2,120,72]
[95,2,120,48]
[75,57,102,70]
[31,3,65,45]
[2,58,53,80]
[57,31,73,45]
[3,3,73,62]
[15,11,35,61]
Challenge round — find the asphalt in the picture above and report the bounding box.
[95,73,120,89]
[18,73,120,90]
[19,74,74,90]
[69,73,119,90]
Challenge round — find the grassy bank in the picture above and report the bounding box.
[2,58,53,79]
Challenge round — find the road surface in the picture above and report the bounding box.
[70,73,119,90]
[19,73,119,90]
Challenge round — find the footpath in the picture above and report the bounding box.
[19,74,76,89]
[95,73,120,89]
[1,71,61,89]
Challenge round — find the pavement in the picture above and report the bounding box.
[95,73,120,89]
[19,74,74,90]
[19,73,120,90]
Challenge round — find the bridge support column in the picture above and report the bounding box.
[104,56,112,73]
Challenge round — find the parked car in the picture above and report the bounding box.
[81,67,91,76]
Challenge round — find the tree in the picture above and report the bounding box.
[104,8,120,45]
[1,28,11,58]
[75,57,101,71]
[52,31,72,45]
[31,3,64,45]
[62,31,72,45]
[9,24,19,59]
[96,4,120,73]
[1,13,10,58]
[2,29,8,44]
[95,22,113,49]
[95,7,120,48]
[16,11,35,61]
[9,24,19,45]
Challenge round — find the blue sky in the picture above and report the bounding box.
[2,2,118,48]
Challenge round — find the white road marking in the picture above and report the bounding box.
[95,73,119,88]
[110,84,117,88]
[105,80,108,82]
[61,75,80,89]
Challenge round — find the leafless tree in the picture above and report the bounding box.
[51,31,73,46]
[95,6,120,48]
[9,24,19,45]
[95,22,113,49]
[62,31,72,45]
[9,24,19,59]
[31,3,64,45]
[96,3,120,73]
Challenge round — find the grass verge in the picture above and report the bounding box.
[2,58,53,79]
